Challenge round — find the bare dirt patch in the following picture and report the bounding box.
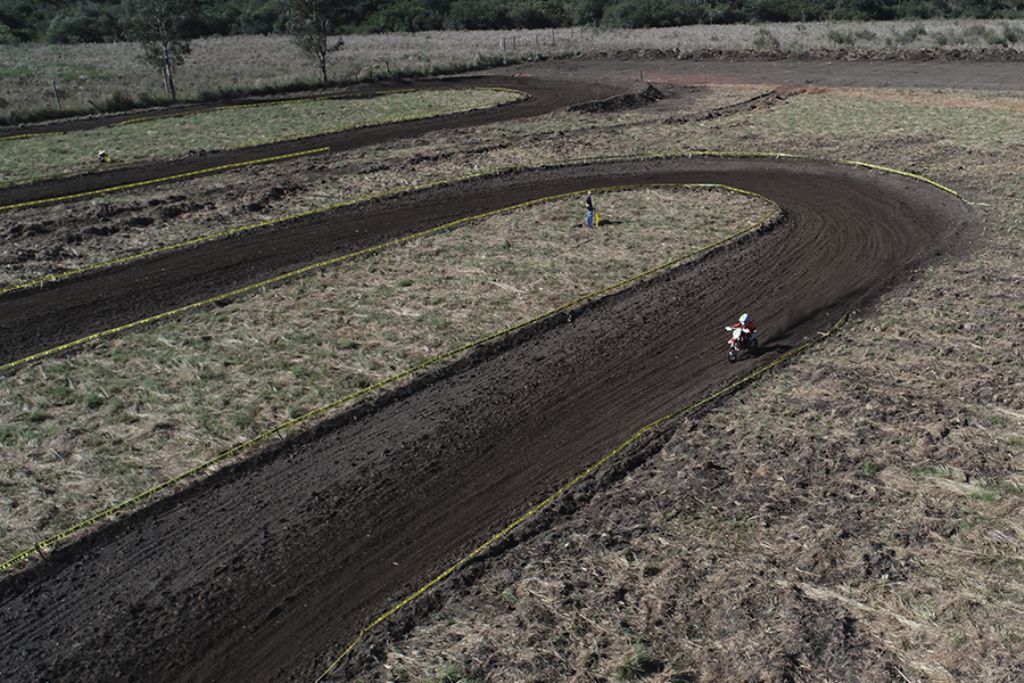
[569,83,665,113]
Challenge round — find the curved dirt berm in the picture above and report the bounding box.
[0,157,970,682]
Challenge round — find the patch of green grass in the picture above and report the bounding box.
[0,87,522,187]
[614,642,660,681]
[437,663,479,683]
[971,487,1001,503]
[986,414,1008,428]
[642,562,661,577]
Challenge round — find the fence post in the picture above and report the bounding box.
[50,80,62,111]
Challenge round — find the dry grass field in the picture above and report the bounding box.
[1,19,1022,121]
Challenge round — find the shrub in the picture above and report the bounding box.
[962,22,1009,45]
[827,28,856,44]
[752,26,781,51]
[1002,22,1021,43]
[600,0,703,29]
[0,21,17,44]
[888,23,928,46]
[614,642,660,681]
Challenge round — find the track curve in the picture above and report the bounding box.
[0,156,970,682]
[0,76,620,210]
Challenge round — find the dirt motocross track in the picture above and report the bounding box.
[0,66,976,682]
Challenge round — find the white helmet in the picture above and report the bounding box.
[739,313,750,324]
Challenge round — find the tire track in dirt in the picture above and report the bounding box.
[0,156,970,682]
[0,76,621,211]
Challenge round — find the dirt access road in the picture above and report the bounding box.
[0,61,984,681]
[491,56,1024,90]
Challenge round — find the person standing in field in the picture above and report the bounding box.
[584,192,597,228]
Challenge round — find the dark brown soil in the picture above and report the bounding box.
[662,85,802,124]
[491,56,1024,91]
[0,153,970,681]
[569,83,666,113]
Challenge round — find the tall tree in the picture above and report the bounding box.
[288,0,343,84]
[124,0,193,101]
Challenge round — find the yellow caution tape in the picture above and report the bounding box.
[0,130,62,141]
[0,183,778,573]
[314,312,851,681]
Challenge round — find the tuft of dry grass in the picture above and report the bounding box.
[0,186,773,560]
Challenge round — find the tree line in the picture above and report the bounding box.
[2,0,1023,44]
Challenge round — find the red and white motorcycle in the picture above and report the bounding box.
[725,325,758,362]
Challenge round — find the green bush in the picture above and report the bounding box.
[0,20,17,43]
[752,26,781,51]
[601,0,702,28]
[46,2,123,43]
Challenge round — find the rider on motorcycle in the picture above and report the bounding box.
[725,312,758,362]
[733,312,757,338]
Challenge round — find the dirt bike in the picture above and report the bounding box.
[725,326,758,362]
